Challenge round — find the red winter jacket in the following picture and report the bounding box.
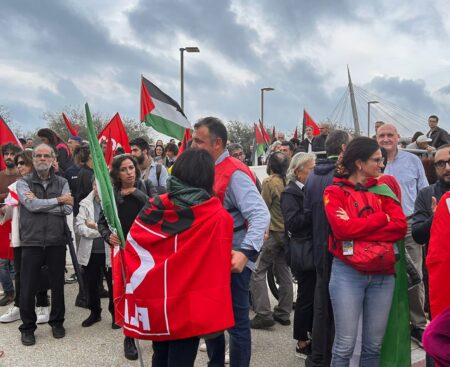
[324,177,407,273]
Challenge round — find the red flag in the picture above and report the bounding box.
[119,194,234,340]
[304,110,320,136]
[427,192,450,319]
[97,113,131,166]
[258,120,270,145]
[272,126,276,143]
[178,128,192,156]
[293,127,298,140]
[0,116,21,170]
[62,113,78,136]
[254,123,265,144]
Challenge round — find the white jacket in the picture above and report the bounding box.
[0,182,20,247]
[75,191,110,267]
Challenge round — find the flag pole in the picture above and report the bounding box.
[302,109,306,141]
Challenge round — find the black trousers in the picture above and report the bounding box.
[13,247,49,308]
[152,337,200,367]
[293,270,316,341]
[83,253,113,316]
[305,265,334,367]
[19,246,66,333]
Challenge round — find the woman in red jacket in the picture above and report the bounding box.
[323,137,407,367]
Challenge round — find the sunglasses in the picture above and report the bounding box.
[17,161,25,166]
[434,159,450,169]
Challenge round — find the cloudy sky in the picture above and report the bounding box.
[2,0,450,137]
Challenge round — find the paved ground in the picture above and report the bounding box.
[0,280,425,367]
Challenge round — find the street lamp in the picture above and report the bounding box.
[367,100,379,137]
[180,46,200,111]
[260,87,275,125]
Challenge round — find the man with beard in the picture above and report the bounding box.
[16,144,73,346]
[0,143,21,306]
[129,137,168,191]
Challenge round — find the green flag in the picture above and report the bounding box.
[368,185,411,367]
[379,238,411,367]
[85,103,125,247]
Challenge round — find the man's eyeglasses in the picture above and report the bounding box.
[434,159,450,169]
[17,161,25,166]
[34,154,52,159]
[232,152,245,158]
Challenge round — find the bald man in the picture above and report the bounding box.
[377,124,429,347]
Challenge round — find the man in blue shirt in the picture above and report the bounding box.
[377,123,429,347]
[192,117,270,367]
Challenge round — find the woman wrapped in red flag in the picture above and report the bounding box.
[122,148,234,367]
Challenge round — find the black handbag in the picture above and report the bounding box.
[286,233,315,272]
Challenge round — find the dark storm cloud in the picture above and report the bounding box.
[364,76,437,114]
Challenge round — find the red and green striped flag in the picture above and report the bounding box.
[141,76,191,140]
[85,103,125,247]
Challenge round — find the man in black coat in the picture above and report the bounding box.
[426,115,450,148]
[311,123,330,153]
[304,130,350,367]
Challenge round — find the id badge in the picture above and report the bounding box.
[342,240,354,256]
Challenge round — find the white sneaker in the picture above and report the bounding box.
[36,306,50,324]
[199,341,207,352]
[0,306,20,323]
[225,346,230,364]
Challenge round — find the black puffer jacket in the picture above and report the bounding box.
[304,158,336,273]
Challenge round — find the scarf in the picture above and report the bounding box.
[166,176,211,208]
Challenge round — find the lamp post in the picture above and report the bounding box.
[260,87,275,125]
[367,100,379,137]
[180,46,200,111]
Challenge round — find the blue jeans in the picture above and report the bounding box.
[329,259,394,367]
[0,258,14,293]
[206,267,252,367]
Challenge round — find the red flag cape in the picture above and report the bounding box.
[178,128,192,156]
[0,116,21,170]
[304,110,320,136]
[0,221,13,260]
[62,113,78,136]
[427,192,450,319]
[115,194,235,341]
[97,113,131,166]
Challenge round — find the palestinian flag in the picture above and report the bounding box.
[122,194,234,341]
[141,76,191,140]
[252,123,266,165]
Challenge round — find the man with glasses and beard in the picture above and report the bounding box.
[0,143,21,306]
[16,144,73,346]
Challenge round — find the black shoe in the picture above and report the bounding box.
[411,327,424,348]
[112,322,121,330]
[21,332,36,346]
[295,342,312,359]
[82,312,101,327]
[51,325,66,339]
[273,314,291,326]
[0,292,15,307]
[124,336,138,360]
[65,273,77,284]
[250,315,275,329]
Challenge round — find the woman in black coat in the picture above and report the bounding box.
[280,152,316,359]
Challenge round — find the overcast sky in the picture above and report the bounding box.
[2,0,450,137]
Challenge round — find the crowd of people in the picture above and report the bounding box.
[0,114,449,366]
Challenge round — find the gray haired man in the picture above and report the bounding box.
[17,144,73,346]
